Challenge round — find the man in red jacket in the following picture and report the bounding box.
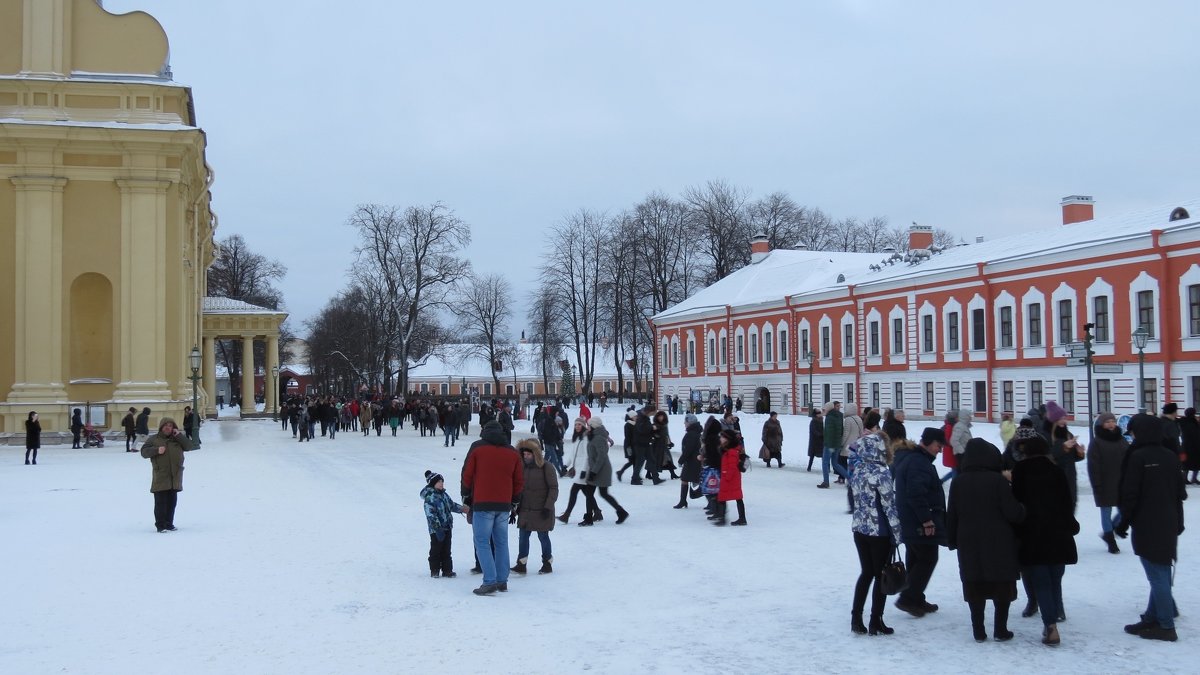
[462,421,524,596]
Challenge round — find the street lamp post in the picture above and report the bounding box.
[1133,325,1150,413]
[804,350,816,411]
[272,365,280,421]
[189,345,202,447]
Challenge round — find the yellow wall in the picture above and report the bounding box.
[72,1,169,77]
[0,180,13,432]
[0,1,20,75]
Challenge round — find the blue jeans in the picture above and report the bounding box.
[471,510,511,586]
[822,447,848,484]
[443,427,454,445]
[517,529,552,560]
[544,443,564,473]
[1023,564,1065,627]
[1100,506,1121,533]
[1140,558,1176,629]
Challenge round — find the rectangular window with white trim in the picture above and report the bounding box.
[1028,303,1042,347]
[892,318,904,354]
[1137,290,1155,338]
[1058,299,1073,344]
[1093,296,1110,343]
[947,312,960,351]
[999,306,1013,349]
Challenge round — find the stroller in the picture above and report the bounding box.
[83,424,105,448]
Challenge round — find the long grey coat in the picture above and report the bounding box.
[586,426,613,487]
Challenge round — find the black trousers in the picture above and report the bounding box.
[72,430,82,447]
[853,533,891,619]
[562,483,594,518]
[583,485,624,522]
[153,490,179,530]
[898,540,940,605]
[429,531,453,574]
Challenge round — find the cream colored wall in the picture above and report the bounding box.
[72,0,168,76]
[0,1,21,75]
[0,180,14,432]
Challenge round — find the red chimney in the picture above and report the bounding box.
[1061,195,1094,225]
[750,232,771,263]
[908,224,933,251]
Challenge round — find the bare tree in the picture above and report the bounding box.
[683,179,751,283]
[539,209,606,393]
[526,286,564,395]
[348,202,470,395]
[748,191,806,251]
[855,216,893,252]
[455,273,512,392]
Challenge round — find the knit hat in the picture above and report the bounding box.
[684,413,698,426]
[424,470,444,488]
[1044,401,1067,423]
[919,427,946,445]
[574,417,587,428]
[1163,402,1179,416]
[626,411,637,421]
[587,416,605,429]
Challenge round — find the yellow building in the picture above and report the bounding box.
[0,0,218,433]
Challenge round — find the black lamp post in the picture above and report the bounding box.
[272,365,280,420]
[1133,324,1150,413]
[189,345,202,446]
[804,349,816,411]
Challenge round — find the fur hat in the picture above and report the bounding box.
[1044,401,1067,423]
[424,470,444,488]
[587,416,605,429]
[920,427,946,445]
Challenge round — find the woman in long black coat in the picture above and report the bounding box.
[701,416,724,516]
[947,439,1025,642]
[807,409,824,471]
[1179,408,1200,483]
[25,411,41,465]
[675,415,703,508]
[652,411,678,480]
[1011,433,1079,646]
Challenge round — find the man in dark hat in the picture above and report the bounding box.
[893,426,948,617]
[1160,403,1182,455]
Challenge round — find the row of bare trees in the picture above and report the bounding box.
[535,180,958,396]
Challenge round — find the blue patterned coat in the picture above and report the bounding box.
[421,485,464,541]
[849,432,902,546]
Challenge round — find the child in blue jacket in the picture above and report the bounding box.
[421,470,468,577]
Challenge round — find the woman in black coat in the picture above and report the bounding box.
[25,411,41,465]
[807,409,824,471]
[947,439,1025,642]
[1179,408,1200,483]
[135,407,151,437]
[615,413,637,482]
[701,416,724,516]
[652,411,678,480]
[1011,433,1079,646]
[70,408,84,449]
[675,415,703,508]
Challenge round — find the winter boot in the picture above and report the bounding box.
[556,513,570,524]
[1041,624,1060,646]
[851,613,868,635]
[868,616,894,636]
[994,602,1013,641]
[616,509,629,525]
[1101,531,1120,554]
[538,556,553,574]
[511,558,527,575]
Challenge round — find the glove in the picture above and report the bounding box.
[508,511,517,524]
[541,508,552,519]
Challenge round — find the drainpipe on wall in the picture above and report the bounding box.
[787,296,798,414]
[725,305,734,402]
[848,284,862,408]
[1152,229,1174,404]
[978,262,995,422]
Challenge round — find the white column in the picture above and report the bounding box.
[265,335,279,415]
[202,336,217,417]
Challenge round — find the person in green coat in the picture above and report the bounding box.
[140,417,194,533]
[819,401,846,488]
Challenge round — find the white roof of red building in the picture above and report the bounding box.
[654,199,1200,324]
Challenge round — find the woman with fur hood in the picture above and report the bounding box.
[847,410,902,636]
[511,438,559,575]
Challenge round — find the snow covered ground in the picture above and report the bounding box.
[2,408,1195,674]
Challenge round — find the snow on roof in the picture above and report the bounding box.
[0,118,196,131]
[653,250,880,321]
[408,343,628,380]
[203,296,286,315]
[655,199,1200,324]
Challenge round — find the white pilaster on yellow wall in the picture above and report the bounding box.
[241,335,255,415]
[21,0,71,77]
[113,178,173,401]
[7,176,69,404]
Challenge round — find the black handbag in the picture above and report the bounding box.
[877,547,908,596]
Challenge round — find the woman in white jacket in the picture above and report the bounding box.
[556,418,602,524]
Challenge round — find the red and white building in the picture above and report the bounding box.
[650,197,1200,422]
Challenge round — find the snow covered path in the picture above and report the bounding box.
[1,411,1195,674]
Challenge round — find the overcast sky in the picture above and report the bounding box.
[108,0,1200,331]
